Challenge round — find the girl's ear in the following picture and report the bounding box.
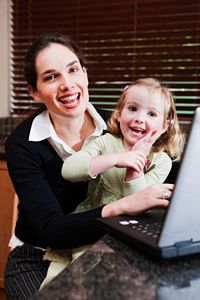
[115,110,121,122]
[161,117,173,134]
[28,85,41,102]
[165,118,174,131]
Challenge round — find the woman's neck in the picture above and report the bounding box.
[50,112,95,151]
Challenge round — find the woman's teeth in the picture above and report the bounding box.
[58,93,79,104]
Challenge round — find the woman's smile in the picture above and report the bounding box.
[57,92,80,108]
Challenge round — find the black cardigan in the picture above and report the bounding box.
[5,108,110,250]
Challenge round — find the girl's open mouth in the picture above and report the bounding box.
[130,126,146,135]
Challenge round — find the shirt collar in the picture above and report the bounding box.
[29,102,107,142]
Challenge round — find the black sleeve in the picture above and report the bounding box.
[5,131,105,250]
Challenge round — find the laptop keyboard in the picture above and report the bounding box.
[118,219,162,240]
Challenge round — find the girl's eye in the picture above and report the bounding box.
[148,111,157,117]
[128,106,137,112]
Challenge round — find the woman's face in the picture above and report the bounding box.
[30,43,89,121]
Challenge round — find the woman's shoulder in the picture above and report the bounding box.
[6,117,33,143]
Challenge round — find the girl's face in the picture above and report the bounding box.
[118,85,168,149]
[30,43,89,121]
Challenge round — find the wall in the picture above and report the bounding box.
[0,0,10,117]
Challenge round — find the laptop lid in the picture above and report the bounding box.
[158,106,200,247]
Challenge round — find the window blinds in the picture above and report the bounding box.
[10,0,200,119]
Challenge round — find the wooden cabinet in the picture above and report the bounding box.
[0,161,15,288]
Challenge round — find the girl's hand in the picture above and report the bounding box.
[132,130,159,156]
[102,183,174,217]
[114,151,146,173]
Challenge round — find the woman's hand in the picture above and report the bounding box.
[101,183,174,217]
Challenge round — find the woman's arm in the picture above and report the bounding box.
[5,129,105,250]
[102,183,174,217]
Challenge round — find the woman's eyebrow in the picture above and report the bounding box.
[40,60,79,77]
[67,60,78,67]
[41,69,55,76]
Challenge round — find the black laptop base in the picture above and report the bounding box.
[97,215,200,260]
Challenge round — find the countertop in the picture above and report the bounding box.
[30,233,200,300]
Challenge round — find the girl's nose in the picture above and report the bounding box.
[134,112,145,124]
[135,118,144,124]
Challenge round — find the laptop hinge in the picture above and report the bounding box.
[175,239,193,248]
[174,239,193,256]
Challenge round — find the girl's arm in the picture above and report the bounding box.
[122,152,172,197]
[89,151,145,177]
[62,134,146,181]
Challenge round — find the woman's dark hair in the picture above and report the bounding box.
[24,32,86,90]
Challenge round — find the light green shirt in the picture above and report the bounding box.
[62,133,172,211]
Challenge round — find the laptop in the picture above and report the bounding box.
[97,106,200,259]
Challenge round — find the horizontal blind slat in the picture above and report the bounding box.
[10,0,200,118]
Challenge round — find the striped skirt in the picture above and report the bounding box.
[4,243,50,300]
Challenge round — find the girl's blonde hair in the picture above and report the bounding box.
[107,78,185,160]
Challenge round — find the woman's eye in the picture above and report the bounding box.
[44,74,57,81]
[69,66,79,73]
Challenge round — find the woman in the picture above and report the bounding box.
[4,32,173,300]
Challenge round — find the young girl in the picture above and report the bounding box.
[62,77,185,211]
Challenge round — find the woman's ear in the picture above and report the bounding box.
[83,67,89,86]
[28,85,41,102]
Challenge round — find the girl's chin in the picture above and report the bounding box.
[125,135,148,148]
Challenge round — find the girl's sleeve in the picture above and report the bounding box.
[62,136,106,182]
[123,152,172,196]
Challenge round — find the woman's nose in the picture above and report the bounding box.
[59,75,74,91]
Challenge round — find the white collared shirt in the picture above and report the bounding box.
[29,102,107,160]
